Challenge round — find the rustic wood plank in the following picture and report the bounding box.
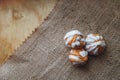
[0,0,120,80]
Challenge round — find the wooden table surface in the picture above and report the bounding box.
[0,0,120,80]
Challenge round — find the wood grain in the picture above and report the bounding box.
[0,0,120,80]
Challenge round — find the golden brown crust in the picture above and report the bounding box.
[69,49,88,64]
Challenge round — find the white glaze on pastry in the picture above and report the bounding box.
[64,30,82,39]
[85,34,106,55]
[64,30,85,48]
[69,49,88,65]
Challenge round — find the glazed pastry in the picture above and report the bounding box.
[64,30,85,49]
[69,49,88,65]
[85,34,106,55]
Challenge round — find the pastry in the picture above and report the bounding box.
[64,30,85,49]
[85,34,106,55]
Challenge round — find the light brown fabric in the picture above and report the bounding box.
[0,0,57,64]
[0,0,119,80]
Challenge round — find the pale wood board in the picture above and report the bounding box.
[0,0,120,80]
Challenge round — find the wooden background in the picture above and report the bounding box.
[0,0,120,80]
